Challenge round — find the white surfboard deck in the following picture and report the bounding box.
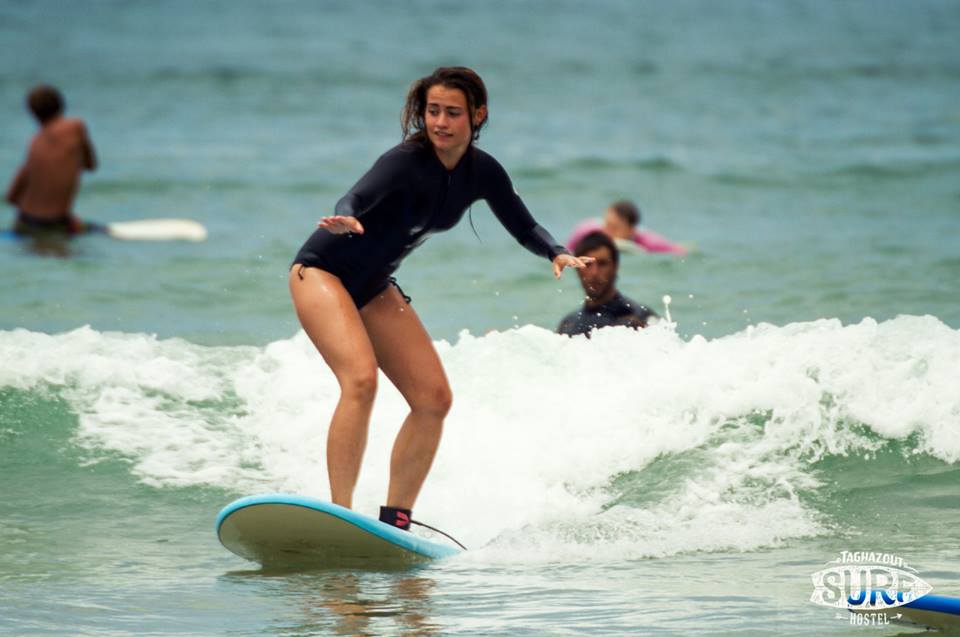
[216,494,461,569]
[106,218,207,241]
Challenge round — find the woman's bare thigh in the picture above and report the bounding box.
[360,285,451,411]
[289,265,378,383]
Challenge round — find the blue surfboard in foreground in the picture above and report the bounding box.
[216,493,461,568]
[852,593,960,631]
[897,594,960,631]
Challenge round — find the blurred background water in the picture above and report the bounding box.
[1,1,959,635]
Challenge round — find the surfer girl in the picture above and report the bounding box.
[289,66,589,530]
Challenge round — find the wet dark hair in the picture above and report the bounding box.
[27,85,65,123]
[574,230,620,268]
[610,200,641,227]
[401,66,488,146]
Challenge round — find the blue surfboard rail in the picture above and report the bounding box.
[216,493,461,560]
[903,594,960,615]
[864,593,960,631]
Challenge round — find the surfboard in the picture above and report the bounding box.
[850,594,960,631]
[896,594,960,631]
[2,218,207,242]
[105,218,207,241]
[216,494,462,568]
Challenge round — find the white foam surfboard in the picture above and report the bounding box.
[106,218,207,241]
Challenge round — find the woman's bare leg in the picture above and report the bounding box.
[289,266,379,509]
[360,285,453,510]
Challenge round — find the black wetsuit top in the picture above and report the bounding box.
[557,292,657,337]
[293,142,568,307]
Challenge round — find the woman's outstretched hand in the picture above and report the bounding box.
[552,254,594,279]
[318,215,364,235]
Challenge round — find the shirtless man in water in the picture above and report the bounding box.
[5,85,98,235]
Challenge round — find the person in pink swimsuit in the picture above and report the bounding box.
[566,200,687,255]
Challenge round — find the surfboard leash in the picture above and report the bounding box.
[410,519,468,551]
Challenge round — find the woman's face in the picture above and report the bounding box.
[424,85,486,160]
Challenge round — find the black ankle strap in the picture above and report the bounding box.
[379,506,468,550]
[379,505,412,530]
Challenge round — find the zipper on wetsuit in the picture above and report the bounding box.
[411,168,451,243]
[427,171,451,228]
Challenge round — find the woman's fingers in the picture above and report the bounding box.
[553,254,594,277]
[317,216,364,234]
[347,217,365,234]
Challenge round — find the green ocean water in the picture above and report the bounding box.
[2,1,959,635]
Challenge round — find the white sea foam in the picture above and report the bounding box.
[1,315,958,559]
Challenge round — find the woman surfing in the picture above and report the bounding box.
[289,66,590,530]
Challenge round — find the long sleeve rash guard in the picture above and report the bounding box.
[294,142,568,306]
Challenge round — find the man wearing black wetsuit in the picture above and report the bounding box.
[557,231,657,337]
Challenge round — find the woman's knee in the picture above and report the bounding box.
[412,383,453,419]
[339,369,379,403]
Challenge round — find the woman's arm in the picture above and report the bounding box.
[333,146,410,219]
[482,155,567,260]
[319,146,411,234]
[633,229,688,255]
[481,154,590,277]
